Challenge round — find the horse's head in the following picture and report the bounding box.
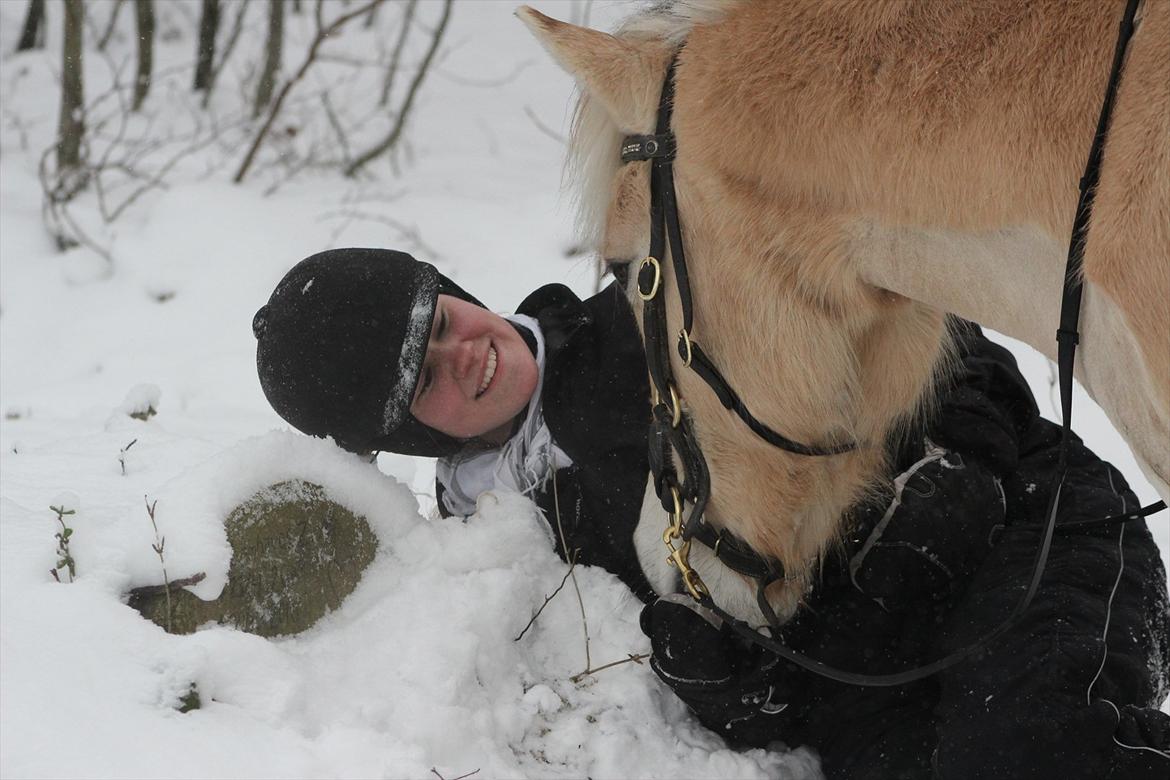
[520,4,950,622]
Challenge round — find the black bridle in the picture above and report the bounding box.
[618,0,1165,687]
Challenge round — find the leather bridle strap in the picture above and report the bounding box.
[626,60,854,460]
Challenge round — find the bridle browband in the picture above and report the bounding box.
[616,0,1165,687]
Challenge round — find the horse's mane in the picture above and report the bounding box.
[565,0,745,252]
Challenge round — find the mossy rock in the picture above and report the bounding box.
[130,480,377,637]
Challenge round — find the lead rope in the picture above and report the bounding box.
[637,0,1162,688]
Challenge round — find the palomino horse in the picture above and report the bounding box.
[519,0,1169,622]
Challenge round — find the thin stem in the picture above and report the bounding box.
[550,467,590,674]
[514,549,579,642]
[379,0,417,106]
[345,0,451,177]
[144,496,171,632]
[569,653,648,684]
[234,0,384,183]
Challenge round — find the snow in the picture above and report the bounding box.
[0,1,1165,778]
[118,383,162,418]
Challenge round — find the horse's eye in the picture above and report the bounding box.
[608,261,631,287]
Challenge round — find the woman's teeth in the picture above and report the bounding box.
[478,346,497,396]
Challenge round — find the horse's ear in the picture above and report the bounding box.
[517,5,669,132]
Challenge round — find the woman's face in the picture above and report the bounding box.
[409,294,538,442]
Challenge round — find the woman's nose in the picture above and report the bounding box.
[449,339,476,380]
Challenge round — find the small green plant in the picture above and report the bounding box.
[177,682,201,713]
[119,438,137,475]
[49,504,77,583]
[144,496,172,631]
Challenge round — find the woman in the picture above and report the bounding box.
[254,248,1169,778]
[253,247,656,600]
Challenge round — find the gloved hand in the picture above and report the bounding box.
[640,593,797,745]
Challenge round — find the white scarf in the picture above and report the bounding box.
[436,314,573,516]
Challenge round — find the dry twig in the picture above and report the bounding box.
[201,0,251,109]
[549,468,591,674]
[346,0,452,177]
[569,653,649,684]
[514,548,580,642]
[379,0,418,106]
[234,0,385,184]
[522,105,564,144]
[119,438,137,476]
[144,496,171,632]
[430,768,480,780]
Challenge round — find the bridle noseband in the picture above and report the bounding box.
[616,0,1164,688]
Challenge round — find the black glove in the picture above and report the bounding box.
[640,594,797,746]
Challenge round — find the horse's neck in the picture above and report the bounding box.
[854,223,1065,364]
[855,221,1170,501]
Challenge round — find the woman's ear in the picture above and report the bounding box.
[516,5,671,134]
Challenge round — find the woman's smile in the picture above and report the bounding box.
[477,345,498,397]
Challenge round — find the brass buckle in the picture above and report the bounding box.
[667,384,681,428]
[638,256,662,301]
[678,328,693,367]
[650,380,682,429]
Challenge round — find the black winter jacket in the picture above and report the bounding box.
[518,282,656,601]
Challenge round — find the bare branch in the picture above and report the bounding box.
[57,0,86,175]
[379,0,417,107]
[17,0,47,52]
[549,468,591,674]
[569,653,649,684]
[131,0,155,112]
[234,0,385,183]
[253,0,284,118]
[433,59,532,89]
[193,0,221,91]
[514,549,579,642]
[522,105,564,144]
[430,769,480,780]
[97,0,126,51]
[201,0,250,109]
[345,0,451,177]
[316,207,441,259]
[321,91,351,166]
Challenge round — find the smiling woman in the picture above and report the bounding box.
[253,246,658,601]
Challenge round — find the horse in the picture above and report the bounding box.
[518,0,1169,623]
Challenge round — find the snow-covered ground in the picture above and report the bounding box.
[1,2,1165,778]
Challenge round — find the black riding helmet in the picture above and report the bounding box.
[253,248,484,456]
